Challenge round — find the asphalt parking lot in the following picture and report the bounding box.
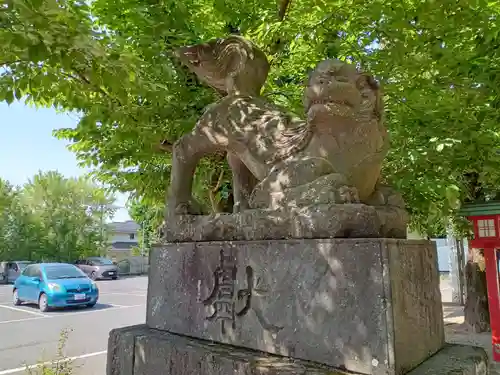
[0,276,147,374]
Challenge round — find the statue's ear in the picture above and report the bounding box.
[357,72,379,91]
[357,72,383,120]
[218,41,248,77]
[366,74,380,91]
[369,75,383,120]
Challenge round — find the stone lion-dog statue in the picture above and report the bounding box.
[167,36,404,218]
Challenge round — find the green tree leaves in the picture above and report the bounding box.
[2,0,500,235]
[0,172,116,262]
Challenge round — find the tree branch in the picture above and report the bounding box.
[208,168,226,213]
[211,169,225,193]
[263,90,293,99]
[0,59,22,66]
[278,0,292,20]
[157,139,173,152]
[69,64,143,124]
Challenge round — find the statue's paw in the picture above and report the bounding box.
[233,201,249,214]
[174,203,190,215]
[337,186,360,204]
[174,201,203,215]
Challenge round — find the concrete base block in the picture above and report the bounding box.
[406,344,489,375]
[106,325,489,375]
[107,325,349,375]
[147,239,444,374]
[107,325,138,375]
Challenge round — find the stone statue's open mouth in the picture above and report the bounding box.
[307,100,356,116]
[308,99,354,109]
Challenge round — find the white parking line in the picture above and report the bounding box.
[0,316,46,325]
[0,303,143,324]
[0,304,47,317]
[101,292,146,297]
[0,350,107,374]
[105,303,127,308]
[49,304,144,318]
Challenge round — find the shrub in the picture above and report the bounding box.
[25,328,76,375]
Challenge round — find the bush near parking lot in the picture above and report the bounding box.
[25,328,75,375]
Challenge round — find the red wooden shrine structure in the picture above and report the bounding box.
[460,202,500,362]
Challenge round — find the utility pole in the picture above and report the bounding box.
[100,203,104,255]
[141,222,145,257]
[447,222,464,305]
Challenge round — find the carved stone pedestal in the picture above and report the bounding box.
[107,238,490,375]
[146,238,444,374]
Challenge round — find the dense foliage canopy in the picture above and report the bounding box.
[0,171,115,261]
[2,0,500,235]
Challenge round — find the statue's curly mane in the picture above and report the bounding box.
[358,73,388,150]
[269,66,384,164]
[268,117,313,164]
[357,73,385,125]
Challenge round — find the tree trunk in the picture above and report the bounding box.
[464,248,490,332]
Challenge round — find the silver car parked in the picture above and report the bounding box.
[74,257,119,280]
[0,261,33,283]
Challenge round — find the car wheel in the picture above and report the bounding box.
[38,293,49,312]
[112,276,117,280]
[90,271,97,280]
[12,289,22,306]
[87,302,97,308]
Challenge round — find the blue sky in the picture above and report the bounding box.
[0,101,131,222]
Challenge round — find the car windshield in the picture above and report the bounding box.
[17,262,32,270]
[45,265,87,279]
[90,258,113,265]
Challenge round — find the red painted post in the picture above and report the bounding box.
[484,247,500,362]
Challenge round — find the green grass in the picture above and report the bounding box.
[440,273,450,280]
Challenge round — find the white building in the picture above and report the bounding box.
[107,220,140,260]
[432,238,469,273]
[407,229,468,273]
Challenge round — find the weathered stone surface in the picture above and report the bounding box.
[162,203,408,242]
[106,326,486,375]
[146,238,444,375]
[107,325,143,375]
[387,240,447,374]
[406,344,489,375]
[134,326,350,375]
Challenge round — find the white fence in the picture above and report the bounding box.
[117,256,149,275]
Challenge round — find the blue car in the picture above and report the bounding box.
[13,263,99,312]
